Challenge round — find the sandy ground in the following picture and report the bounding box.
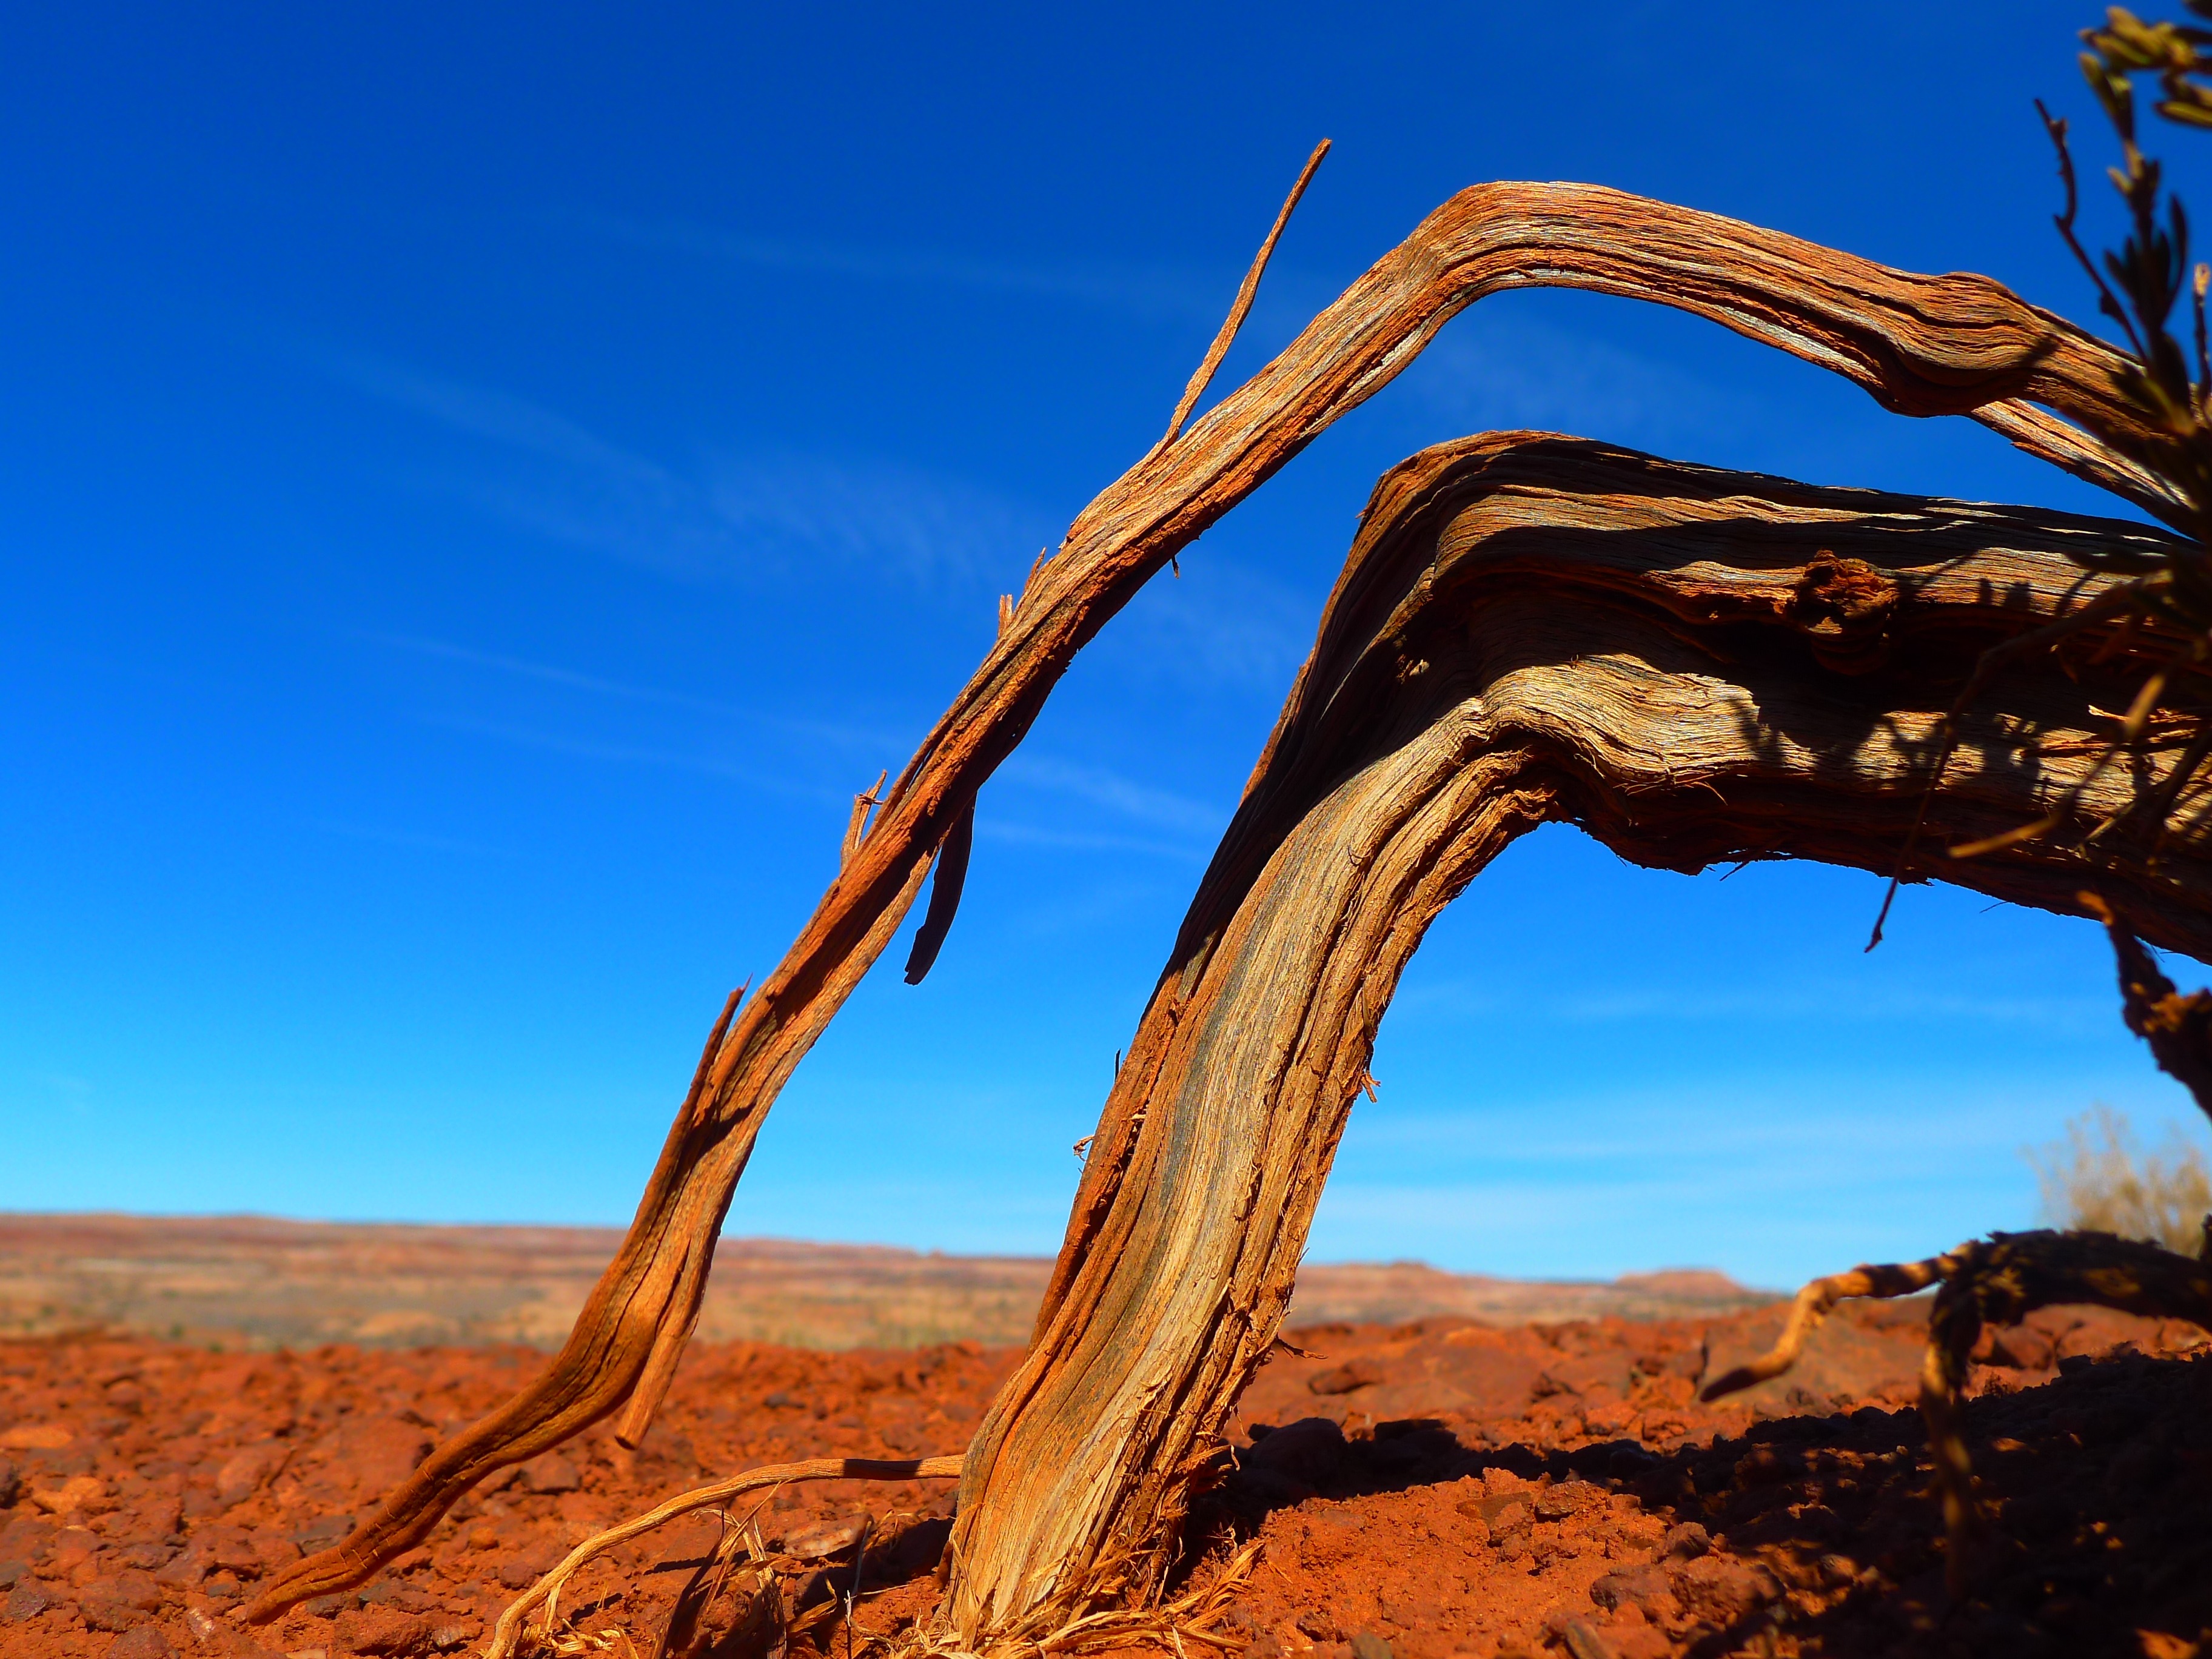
[1,1295,2205,1658]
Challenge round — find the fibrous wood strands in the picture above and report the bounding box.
[939,432,2212,1640]
[244,173,2203,1627]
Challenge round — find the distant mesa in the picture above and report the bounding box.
[0,1212,1775,1352]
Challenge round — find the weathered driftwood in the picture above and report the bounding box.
[940,432,2212,1640]
[246,179,2185,1623]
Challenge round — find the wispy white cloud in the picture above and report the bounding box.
[361,631,887,749]
[411,712,837,802]
[565,207,1224,321]
[1000,756,1227,839]
[1401,309,1754,454]
[1102,556,1315,692]
[1392,977,2109,1028]
[329,352,1048,590]
[974,819,1208,863]
[708,454,1046,588]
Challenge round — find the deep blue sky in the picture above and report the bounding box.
[7,1,2211,1287]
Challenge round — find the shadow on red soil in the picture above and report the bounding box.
[0,1299,2204,1658]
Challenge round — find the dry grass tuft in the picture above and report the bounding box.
[2028,1104,2212,1255]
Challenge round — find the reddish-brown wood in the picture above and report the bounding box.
[941,433,2212,1640]
[247,181,2184,1624]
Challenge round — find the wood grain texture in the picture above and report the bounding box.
[246,182,2180,1623]
[940,432,2211,1640]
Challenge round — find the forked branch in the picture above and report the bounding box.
[248,179,2194,1623]
[943,434,2212,1640]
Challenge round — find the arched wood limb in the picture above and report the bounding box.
[940,432,2212,1643]
[247,181,2180,1621]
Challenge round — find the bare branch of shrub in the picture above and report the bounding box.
[2027,1102,2212,1254]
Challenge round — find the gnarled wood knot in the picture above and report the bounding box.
[1786,549,1899,674]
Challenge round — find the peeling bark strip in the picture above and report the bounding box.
[942,433,2212,1640]
[247,181,2184,1621]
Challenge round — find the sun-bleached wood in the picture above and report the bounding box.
[247,181,2183,1623]
[940,432,2212,1639]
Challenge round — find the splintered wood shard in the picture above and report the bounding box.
[246,180,2190,1624]
[940,433,2212,1640]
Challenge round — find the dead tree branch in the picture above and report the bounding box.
[247,181,2193,1623]
[1704,1230,2211,1592]
[941,433,2212,1641]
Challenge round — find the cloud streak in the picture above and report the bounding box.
[329,352,1050,590]
[361,632,888,749]
[1000,755,1228,839]
[1099,555,1316,693]
[1401,309,1755,454]
[566,208,1225,322]
[411,712,839,803]
[1391,979,2111,1028]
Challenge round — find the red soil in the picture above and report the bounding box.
[1,1299,2205,1659]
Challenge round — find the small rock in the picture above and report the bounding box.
[214,1443,290,1509]
[1307,1361,1384,1396]
[335,1604,431,1656]
[184,1606,221,1643]
[1348,1635,1392,1659]
[293,1516,356,1554]
[515,1452,579,1495]
[153,1541,212,1589]
[1465,1492,1532,1528]
[6,1580,58,1621]
[1533,1479,1602,1521]
[425,1626,471,1652]
[0,1424,74,1450]
[109,1624,178,1659]
[0,1517,53,1564]
[50,1527,102,1577]
[778,1520,862,1562]
[1549,1616,1616,1659]
[329,1421,431,1500]
[1589,1565,1671,1614]
[79,1569,164,1631]
[0,1458,19,1507]
[1660,1521,1710,1560]
[1668,1555,1781,1623]
[31,1473,109,1515]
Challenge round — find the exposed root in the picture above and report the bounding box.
[895,1538,1265,1659]
[1703,1229,2212,1594]
[484,1454,964,1659]
[2083,889,2212,1119]
[1697,1258,1946,1398]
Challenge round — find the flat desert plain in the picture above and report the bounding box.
[0,1214,2205,1659]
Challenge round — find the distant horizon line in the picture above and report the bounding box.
[0,1207,1763,1290]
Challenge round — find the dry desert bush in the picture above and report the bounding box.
[2031,1102,2212,1252]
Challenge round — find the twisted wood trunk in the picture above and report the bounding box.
[940,431,2212,1640]
[247,177,2191,1624]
